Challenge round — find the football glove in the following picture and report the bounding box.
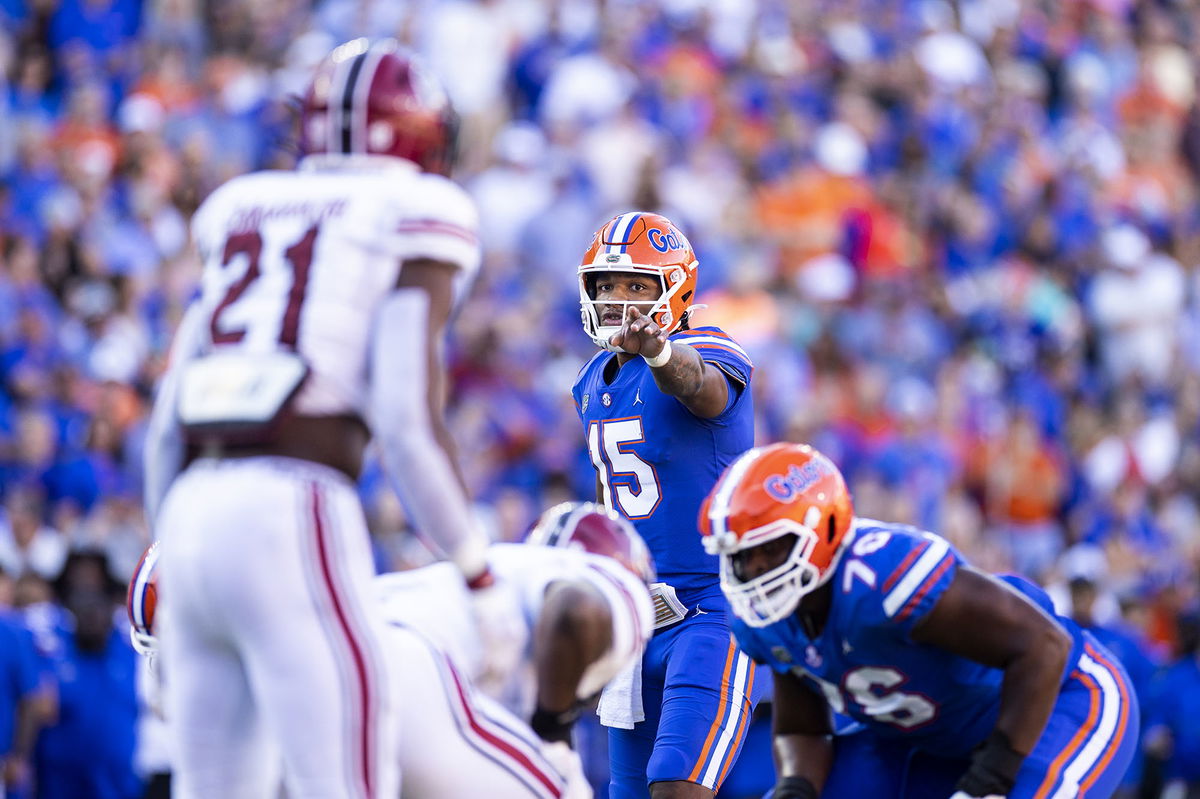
[953,729,1024,798]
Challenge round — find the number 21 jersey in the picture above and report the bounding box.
[189,156,480,419]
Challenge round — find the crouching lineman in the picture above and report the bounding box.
[126,537,599,798]
[127,502,654,798]
[374,501,656,748]
[701,443,1139,799]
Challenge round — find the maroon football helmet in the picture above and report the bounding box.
[298,38,458,175]
[526,502,657,584]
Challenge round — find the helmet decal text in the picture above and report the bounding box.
[647,227,683,253]
[764,461,830,503]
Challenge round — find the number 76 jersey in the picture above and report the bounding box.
[732,520,1087,759]
[188,158,480,419]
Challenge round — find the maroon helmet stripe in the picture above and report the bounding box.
[352,43,388,154]
[339,51,368,153]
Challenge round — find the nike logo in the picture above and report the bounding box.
[633,389,643,405]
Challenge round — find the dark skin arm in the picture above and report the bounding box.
[394,257,469,493]
[772,668,834,791]
[534,580,614,715]
[610,307,734,419]
[910,566,1071,756]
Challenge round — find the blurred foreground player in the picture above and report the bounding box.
[701,443,1139,799]
[142,38,498,798]
[375,502,655,746]
[130,506,648,791]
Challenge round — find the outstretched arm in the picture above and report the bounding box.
[144,302,207,527]
[608,307,734,419]
[370,257,489,583]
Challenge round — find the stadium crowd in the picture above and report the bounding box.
[2,0,1200,796]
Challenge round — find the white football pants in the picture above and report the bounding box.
[388,623,589,799]
[158,456,398,799]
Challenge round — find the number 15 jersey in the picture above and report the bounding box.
[572,327,755,597]
[189,156,480,419]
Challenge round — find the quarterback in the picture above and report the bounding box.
[572,212,762,798]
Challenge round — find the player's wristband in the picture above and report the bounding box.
[531,704,582,744]
[955,729,1024,797]
[454,537,492,589]
[642,339,672,368]
[771,775,819,799]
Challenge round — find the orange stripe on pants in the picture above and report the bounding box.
[687,640,737,783]
[715,662,757,789]
[1033,671,1102,799]
[1078,644,1132,795]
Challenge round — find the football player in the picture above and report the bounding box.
[572,213,763,799]
[125,508,646,798]
[375,502,655,747]
[701,443,1140,799]
[141,38,498,799]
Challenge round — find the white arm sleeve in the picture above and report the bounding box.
[368,289,489,579]
[143,302,207,529]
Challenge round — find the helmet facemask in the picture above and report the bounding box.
[715,517,828,628]
[578,263,694,353]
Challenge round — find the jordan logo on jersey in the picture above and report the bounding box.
[634,389,643,405]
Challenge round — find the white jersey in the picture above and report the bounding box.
[188,156,480,420]
[374,543,654,720]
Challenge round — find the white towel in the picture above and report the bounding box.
[598,655,644,729]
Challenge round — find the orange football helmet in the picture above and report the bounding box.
[700,443,854,627]
[527,501,656,584]
[126,542,160,655]
[578,212,700,352]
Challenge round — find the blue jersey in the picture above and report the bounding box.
[733,519,1086,758]
[573,326,754,596]
[1146,657,1200,781]
[0,613,39,756]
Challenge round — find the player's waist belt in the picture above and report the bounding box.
[649,582,689,630]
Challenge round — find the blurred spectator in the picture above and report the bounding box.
[1087,223,1185,389]
[34,586,141,799]
[1145,608,1200,798]
[0,567,44,799]
[0,488,67,581]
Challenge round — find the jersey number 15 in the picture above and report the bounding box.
[588,418,662,519]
